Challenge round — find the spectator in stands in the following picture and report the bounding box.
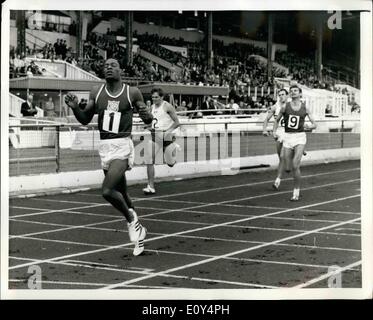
[69,20,77,36]
[26,66,34,77]
[13,54,24,74]
[45,97,56,117]
[29,61,42,76]
[325,104,332,115]
[176,100,188,115]
[226,98,240,115]
[54,39,60,57]
[61,40,68,59]
[238,100,247,114]
[200,96,212,116]
[21,94,37,117]
[186,101,196,118]
[350,99,360,113]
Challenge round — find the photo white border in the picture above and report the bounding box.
[1,0,372,300]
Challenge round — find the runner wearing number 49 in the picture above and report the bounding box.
[273,85,317,201]
[65,58,153,256]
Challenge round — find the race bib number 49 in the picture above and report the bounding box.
[287,115,300,129]
[103,110,121,133]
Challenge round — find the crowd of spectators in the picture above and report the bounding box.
[9,51,50,78]
[172,89,277,119]
[10,28,360,118]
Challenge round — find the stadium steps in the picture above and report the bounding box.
[138,48,183,74]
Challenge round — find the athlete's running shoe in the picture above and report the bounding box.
[143,185,156,195]
[272,180,280,191]
[133,239,145,256]
[127,209,147,242]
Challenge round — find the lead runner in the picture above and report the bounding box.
[65,58,153,256]
[273,85,317,201]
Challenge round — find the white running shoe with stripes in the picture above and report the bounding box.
[127,209,147,256]
[133,239,145,256]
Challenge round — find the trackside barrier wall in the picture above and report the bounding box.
[8,119,360,194]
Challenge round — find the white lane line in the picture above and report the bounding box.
[11,203,108,219]
[134,198,361,216]
[293,260,362,288]
[172,209,361,224]
[10,208,360,239]
[11,236,115,249]
[102,216,361,289]
[8,255,277,289]
[121,179,361,219]
[12,204,360,227]
[79,167,360,200]
[8,168,360,218]
[29,176,361,213]
[9,279,112,287]
[141,217,360,238]
[9,194,360,271]
[9,278,172,289]
[62,260,121,268]
[334,228,361,232]
[9,206,50,211]
[11,226,361,258]
[7,233,348,270]
[10,178,361,239]
[9,217,125,239]
[218,203,360,215]
[10,224,361,263]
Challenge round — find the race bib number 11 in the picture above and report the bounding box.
[103,110,121,133]
[288,115,300,129]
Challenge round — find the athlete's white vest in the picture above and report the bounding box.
[274,102,285,131]
[151,101,174,131]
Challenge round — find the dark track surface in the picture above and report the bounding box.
[8,160,361,290]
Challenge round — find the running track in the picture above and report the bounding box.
[8,160,361,290]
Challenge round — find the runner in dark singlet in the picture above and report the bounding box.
[65,58,153,255]
[273,85,317,201]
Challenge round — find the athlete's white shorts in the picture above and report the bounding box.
[283,132,307,150]
[276,127,285,144]
[98,137,134,170]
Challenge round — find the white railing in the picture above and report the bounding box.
[312,89,350,117]
[64,61,102,80]
[9,93,24,117]
[26,58,101,81]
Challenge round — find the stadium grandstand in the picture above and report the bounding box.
[6,9,364,291]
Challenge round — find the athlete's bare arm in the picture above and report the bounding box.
[263,104,276,136]
[304,106,317,130]
[164,102,180,132]
[273,105,286,139]
[65,86,98,125]
[130,87,153,125]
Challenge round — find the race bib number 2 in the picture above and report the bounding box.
[287,115,300,129]
[151,117,158,130]
[103,110,121,133]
